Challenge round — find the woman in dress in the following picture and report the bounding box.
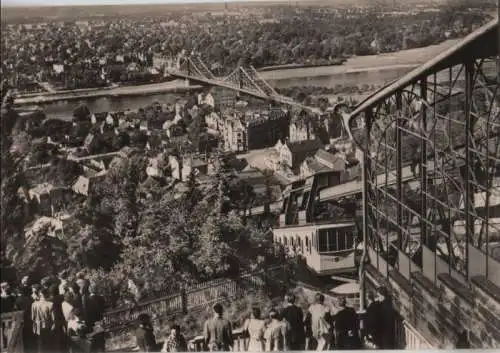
[243,307,266,352]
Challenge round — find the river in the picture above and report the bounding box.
[25,39,462,120]
[26,65,416,120]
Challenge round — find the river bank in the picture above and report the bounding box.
[14,80,203,106]
[14,38,462,107]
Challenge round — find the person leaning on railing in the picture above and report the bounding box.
[203,303,233,351]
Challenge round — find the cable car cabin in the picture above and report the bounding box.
[273,171,359,275]
[274,222,358,275]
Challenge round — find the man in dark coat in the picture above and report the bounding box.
[135,313,156,352]
[15,286,35,352]
[86,284,106,330]
[333,297,360,350]
[365,291,382,348]
[280,293,305,350]
[375,286,397,349]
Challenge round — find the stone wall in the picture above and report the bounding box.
[365,264,500,349]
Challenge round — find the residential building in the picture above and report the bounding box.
[181,155,208,181]
[24,215,71,241]
[211,87,238,109]
[314,149,345,170]
[169,155,182,180]
[204,93,215,108]
[72,170,108,196]
[168,154,209,181]
[280,139,323,173]
[223,114,247,152]
[222,109,290,152]
[146,154,165,178]
[246,109,290,150]
[28,183,53,217]
[205,111,222,134]
[289,120,316,142]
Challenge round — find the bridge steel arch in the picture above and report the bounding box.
[347,19,499,348]
[167,56,320,113]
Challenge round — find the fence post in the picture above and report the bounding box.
[263,265,269,294]
[181,287,188,315]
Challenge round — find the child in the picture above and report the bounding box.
[161,324,187,352]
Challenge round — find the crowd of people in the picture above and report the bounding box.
[132,286,396,352]
[1,267,396,353]
[1,272,106,353]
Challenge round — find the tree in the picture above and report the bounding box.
[47,159,83,187]
[119,195,200,296]
[14,225,69,279]
[73,104,91,123]
[10,131,32,159]
[184,169,202,213]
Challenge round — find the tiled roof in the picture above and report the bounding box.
[315,149,339,165]
[286,139,323,154]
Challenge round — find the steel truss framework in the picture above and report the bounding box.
[348,19,500,286]
[172,55,318,112]
[178,55,279,97]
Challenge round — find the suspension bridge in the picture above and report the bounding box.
[166,55,321,113]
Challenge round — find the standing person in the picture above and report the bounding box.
[76,279,90,322]
[263,309,288,351]
[1,282,16,313]
[62,293,75,323]
[375,286,396,349]
[364,291,381,348]
[304,293,332,351]
[32,284,41,302]
[203,303,233,351]
[332,297,360,350]
[161,324,187,352]
[280,293,305,351]
[67,308,89,353]
[135,313,157,352]
[456,330,470,349]
[68,282,82,309]
[49,283,66,353]
[86,283,106,330]
[21,276,32,295]
[58,270,69,296]
[31,288,55,353]
[242,307,266,352]
[15,286,35,353]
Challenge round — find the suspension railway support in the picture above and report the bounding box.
[347,19,499,349]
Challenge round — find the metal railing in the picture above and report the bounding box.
[1,311,24,353]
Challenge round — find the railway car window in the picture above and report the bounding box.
[318,231,328,252]
[327,230,337,251]
[338,229,346,250]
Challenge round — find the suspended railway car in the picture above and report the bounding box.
[272,171,361,275]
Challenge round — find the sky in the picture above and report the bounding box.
[2,0,291,7]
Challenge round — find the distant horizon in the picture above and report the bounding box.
[1,0,305,9]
